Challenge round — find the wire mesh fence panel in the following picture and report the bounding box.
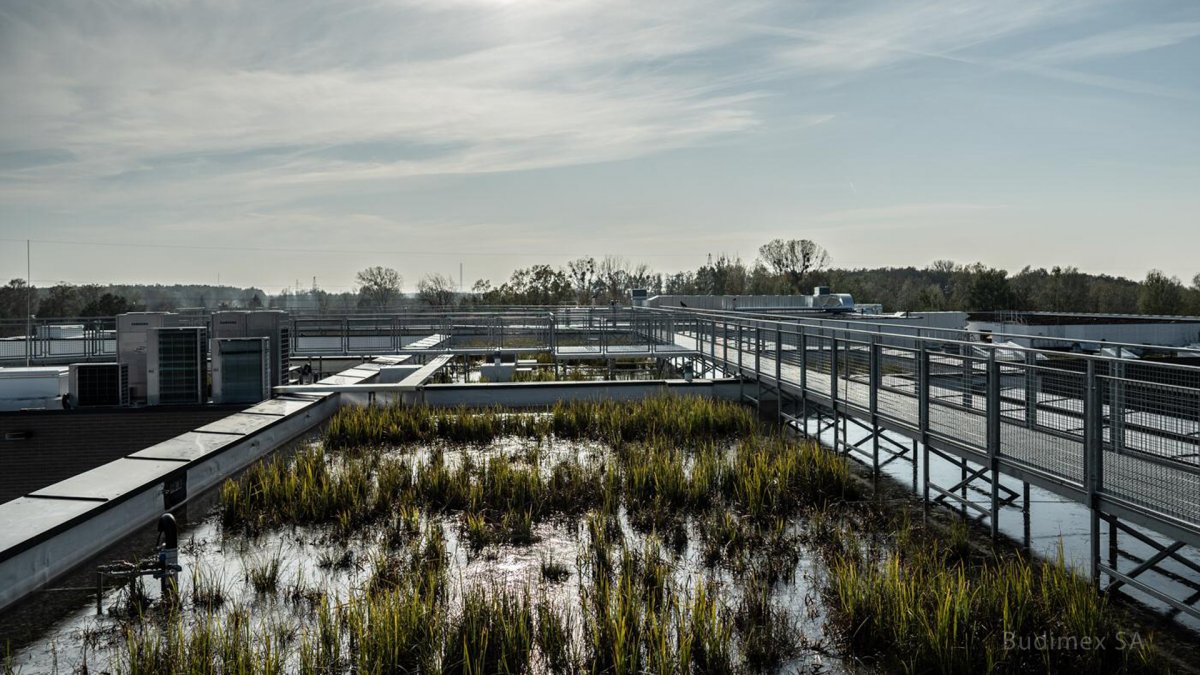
[776,328,804,389]
[995,361,1088,485]
[345,317,395,352]
[1103,451,1200,526]
[1099,375,1200,468]
[838,338,873,413]
[925,351,988,450]
[876,345,920,428]
[802,335,833,397]
[293,319,347,353]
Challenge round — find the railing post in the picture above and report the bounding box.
[830,337,840,453]
[736,323,743,375]
[1085,358,1103,589]
[869,336,881,476]
[798,327,809,436]
[830,337,839,405]
[754,325,761,378]
[918,340,930,509]
[799,328,807,391]
[723,319,728,365]
[1024,350,1037,429]
[987,351,1001,539]
[754,324,762,416]
[961,347,973,408]
[775,327,783,427]
[710,319,716,364]
[1110,360,1125,454]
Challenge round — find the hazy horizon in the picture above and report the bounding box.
[2,1,1198,294]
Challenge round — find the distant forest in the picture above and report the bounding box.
[1,239,1197,319]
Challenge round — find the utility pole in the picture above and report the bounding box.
[25,240,32,367]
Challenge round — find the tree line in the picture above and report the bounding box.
[450,241,1200,316]
[2,239,1198,320]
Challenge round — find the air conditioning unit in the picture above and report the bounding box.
[212,310,291,389]
[212,337,270,404]
[117,312,173,403]
[147,326,208,405]
[69,362,129,407]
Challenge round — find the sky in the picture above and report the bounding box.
[0,0,1197,294]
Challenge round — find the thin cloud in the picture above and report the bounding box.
[1022,21,1200,64]
[0,0,774,199]
[764,0,1090,73]
[815,203,1007,229]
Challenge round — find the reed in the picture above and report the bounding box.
[441,587,534,675]
[534,601,575,673]
[189,565,227,608]
[322,394,756,449]
[118,608,287,675]
[733,568,800,672]
[728,435,857,518]
[825,533,1163,674]
[340,576,444,674]
[245,551,282,594]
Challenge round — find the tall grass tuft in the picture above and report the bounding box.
[441,588,534,675]
[825,533,1163,674]
[322,395,756,449]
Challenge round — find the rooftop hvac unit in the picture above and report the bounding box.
[212,310,291,389]
[147,326,208,405]
[212,338,270,404]
[117,312,187,403]
[68,362,129,407]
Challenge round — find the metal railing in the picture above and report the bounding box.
[658,305,1200,356]
[654,306,1200,550]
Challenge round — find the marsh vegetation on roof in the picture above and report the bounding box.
[9,396,1175,674]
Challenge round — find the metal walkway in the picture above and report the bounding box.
[661,309,1200,619]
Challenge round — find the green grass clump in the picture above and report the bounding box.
[245,550,282,594]
[322,394,756,449]
[825,536,1164,674]
[220,446,411,533]
[728,436,856,518]
[189,566,227,608]
[120,608,287,675]
[441,588,534,675]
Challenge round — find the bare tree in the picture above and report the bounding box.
[417,273,458,307]
[567,257,597,305]
[628,262,654,292]
[597,255,629,303]
[757,239,829,293]
[356,266,403,310]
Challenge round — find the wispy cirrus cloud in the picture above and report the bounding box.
[0,0,777,203]
[1,0,1198,287]
[758,0,1090,73]
[748,0,1199,100]
[1020,21,1200,64]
